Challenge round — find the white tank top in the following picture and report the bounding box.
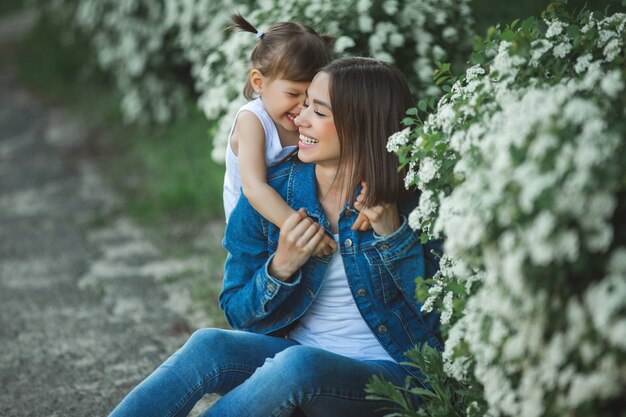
[223,98,297,220]
[290,236,395,362]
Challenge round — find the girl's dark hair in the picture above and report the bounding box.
[322,57,416,207]
[229,14,335,100]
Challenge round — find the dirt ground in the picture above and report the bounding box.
[0,11,222,416]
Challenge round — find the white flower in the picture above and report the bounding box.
[386,127,411,153]
[441,291,454,324]
[334,36,355,53]
[600,69,625,98]
[530,39,552,64]
[443,26,458,41]
[408,207,421,231]
[574,53,592,73]
[358,14,373,32]
[552,41,572,58]
[465,64,485,82]
[382,0,397,15]
[603,38,621,62]
[418,157,441,185]
[546,19,566,38]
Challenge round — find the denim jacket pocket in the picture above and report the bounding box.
[364,244,425,319]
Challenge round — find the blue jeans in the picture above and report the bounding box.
[109,328,411,417]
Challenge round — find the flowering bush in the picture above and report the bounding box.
[41,0,192,124]
[375,2,626,416]
[39,0,473,144]
[202,0,474,162]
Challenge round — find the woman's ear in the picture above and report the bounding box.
[250,69,264,94]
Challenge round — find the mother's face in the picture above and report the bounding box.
[294,72,341,168]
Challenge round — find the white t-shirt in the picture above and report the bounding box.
[289,236,395,362]
[223,98,297,220]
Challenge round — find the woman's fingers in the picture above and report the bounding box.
[303,224,328,253]
[351,211,368,231]
[359,218,371,231]
[295,221,321,248]
[281,208,308,236]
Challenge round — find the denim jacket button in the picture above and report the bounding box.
[378,325,388,334]
[379,243,390,250]
[267,283,276,292]
[357,288,367,296]
[344,238,353,248]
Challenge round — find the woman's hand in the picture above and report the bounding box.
[353,182,400,237]
[313,234,338,257]
[269,208,333,281]
[350,212,371,231]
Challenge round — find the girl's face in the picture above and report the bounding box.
[256,74,309,137]
[295,72,341,167]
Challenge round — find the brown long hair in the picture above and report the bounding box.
[322,57,415,207]
[228,14,335,100]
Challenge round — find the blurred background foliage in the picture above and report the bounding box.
[0,0,617,228]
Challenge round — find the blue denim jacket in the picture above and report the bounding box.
[220,161,442,377]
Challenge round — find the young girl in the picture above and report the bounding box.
[223,15,345,255]
[109,57,442,417]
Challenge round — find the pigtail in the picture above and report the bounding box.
[228,13,258,35]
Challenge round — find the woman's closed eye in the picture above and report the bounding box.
[302,100,327,117]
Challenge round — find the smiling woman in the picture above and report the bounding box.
[295,72,341,168]
[108,57,443,417]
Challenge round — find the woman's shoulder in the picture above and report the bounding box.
[266,161,315,192]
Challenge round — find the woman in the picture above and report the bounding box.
[109,57,442,417]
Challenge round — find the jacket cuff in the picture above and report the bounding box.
[371,215,418,259]
[260,254,302,299]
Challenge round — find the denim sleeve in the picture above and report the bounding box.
[218,196,302,331]
[372,215,442,278]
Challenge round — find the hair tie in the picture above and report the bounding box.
[256,30,264,39]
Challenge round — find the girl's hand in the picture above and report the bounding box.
[269,208,329,281]
[353,182,400,237]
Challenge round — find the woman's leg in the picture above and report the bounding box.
[108,328,298,417]
[203,345,410,417]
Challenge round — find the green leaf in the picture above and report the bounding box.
[566,24,580,38]
[408,387,439,399]
[501,29,517,41]
[418,100,427,112]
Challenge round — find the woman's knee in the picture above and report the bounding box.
[269,345,330,381]
[180,328,237,361]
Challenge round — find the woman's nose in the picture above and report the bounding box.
[294,112,305,127]
[295,105,309,127]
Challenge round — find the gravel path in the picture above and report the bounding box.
[0,12,222,416]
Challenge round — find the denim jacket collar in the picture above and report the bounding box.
[287,163,362,227]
